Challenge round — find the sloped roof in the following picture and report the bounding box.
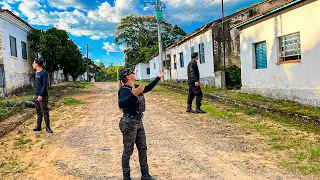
[0,8,33,29]
[233,0,304,29]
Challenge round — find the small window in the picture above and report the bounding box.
[173,55,177,69]
[199,43,205,64]
[179,52,184,68]
[146,68,150,75]
[255,41,267,69]
[154,62,156,69]
[21,41,28,60]
[9,36,17,57]
[278,32,301,62]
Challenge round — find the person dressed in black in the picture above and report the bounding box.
[32,58,53,133]
[118,68,166,180]
[186,52,206,114]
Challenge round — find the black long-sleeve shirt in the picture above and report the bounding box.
[187,60,200,83]
[119,77,160,114]
[34,69,48,97]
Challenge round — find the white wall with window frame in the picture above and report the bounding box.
[239,0,320,106]
[0,12,33,95]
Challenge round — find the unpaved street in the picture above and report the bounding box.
[0,83,314,180]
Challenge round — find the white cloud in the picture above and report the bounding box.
[47,0,86,10]
[0,0,21,16]
[119,45,128,52]
[102,42,120,53]
[16,0,138,40]
[161,0,232,22]
[95,59,101,63]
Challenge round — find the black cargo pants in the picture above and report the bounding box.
[187,83,203,107]
[34,96,50,125]
[119,117,148,177]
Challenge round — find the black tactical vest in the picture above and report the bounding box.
[120,86,146,114]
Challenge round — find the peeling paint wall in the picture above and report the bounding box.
[0,13,33,96]
[135,63,150,81]
[240,0,320,106]
[212,0,287,71]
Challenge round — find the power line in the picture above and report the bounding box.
[167,0,217,22]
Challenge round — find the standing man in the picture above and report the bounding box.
[32,58,53,133]
[186,52,206,114]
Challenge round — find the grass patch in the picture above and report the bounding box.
[0,162,6,168]
[14,137,32,148]
[63,97,84,106]
[0,101,16,108]
[160,81,320,120]
[67,81,92,88]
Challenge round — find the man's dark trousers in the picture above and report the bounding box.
[187,83,203,107]
[119,117,148,179]
[34,96,50,129]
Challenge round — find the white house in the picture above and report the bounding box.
[0,8,34,97]
[150,23,217,86]
[134,63,150,81]
[234,0,320,106]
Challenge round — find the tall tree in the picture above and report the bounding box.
[114,14,187,66]
[69,58,87,81]
[60,40,83,81]
[28,28,44,57]
[40,27,69,88]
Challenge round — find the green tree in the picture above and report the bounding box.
[105,65,123,82]
[28,28,44,56]
[60,40,83,81]
[40,27,69,88]
[69,58,87,81]
[114,14,186,66]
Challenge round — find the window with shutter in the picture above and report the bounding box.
[255,41,267,69]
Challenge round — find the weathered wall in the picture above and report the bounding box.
[53,70,65,84]
[0,14,33,96]
[212,0,287,71]
[240,0,320,106]
[134,63,150,81]
[0,20,4,97]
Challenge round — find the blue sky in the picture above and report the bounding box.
[0,0,261,66]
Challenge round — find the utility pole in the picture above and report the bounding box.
[144,0,164,81]
[86,44,90,82]
[222,0,226,73]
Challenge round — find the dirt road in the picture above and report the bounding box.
[0,83,314,180]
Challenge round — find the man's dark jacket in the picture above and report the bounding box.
[187,60,200,84]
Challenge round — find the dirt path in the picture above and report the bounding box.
[0,83,315,180]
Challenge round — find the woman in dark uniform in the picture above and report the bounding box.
[118,68,166,180]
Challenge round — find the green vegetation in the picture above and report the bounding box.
[159,81,320,120]
[151,83,320,177]
[63,97,84,106]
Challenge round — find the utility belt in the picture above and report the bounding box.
[123,113,144,120]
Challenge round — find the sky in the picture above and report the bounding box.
[0,0,261,66]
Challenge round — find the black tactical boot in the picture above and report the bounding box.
[44,118,53,133]
[186,104,195,113]
[141,166,156,180]
[123,168,133,180]
[33,115,42,131]
[195,106,206,114]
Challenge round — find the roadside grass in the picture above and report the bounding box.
[63,97,84,106]
[0,82,91,179]
[67,81,93,88]
[149,83,320,178]
[160,81,320,119]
